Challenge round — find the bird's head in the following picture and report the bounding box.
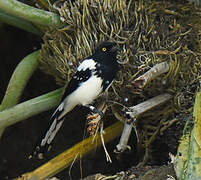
[98,42,119,55]
[92,42,119,64]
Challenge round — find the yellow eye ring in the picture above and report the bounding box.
[102,47,107,52]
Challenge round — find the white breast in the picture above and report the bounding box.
[67,74,103,106]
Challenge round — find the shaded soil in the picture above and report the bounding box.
[0,25,184,180]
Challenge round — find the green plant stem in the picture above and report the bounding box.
[0,0,63,27]
[175,90,201,179]
[0,88,63,129]
[0,10,42,35]
[0,50,40,111]
[0,50,40,137]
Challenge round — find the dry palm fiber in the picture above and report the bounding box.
[39,0,201,155]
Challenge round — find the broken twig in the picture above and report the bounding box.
[132,62,170,90]
[116,93,173,152]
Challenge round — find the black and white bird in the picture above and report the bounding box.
[33,42,119,157]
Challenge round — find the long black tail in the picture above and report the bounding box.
[31,104,66,159]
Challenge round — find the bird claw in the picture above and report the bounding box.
[85,104,104,118]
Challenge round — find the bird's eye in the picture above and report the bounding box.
[102,47,107,52]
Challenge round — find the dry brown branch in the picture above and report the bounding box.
[132,62,170,90]
[116,93,173,152]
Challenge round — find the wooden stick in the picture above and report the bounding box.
[116,93,173,152]
[132,62,170,89]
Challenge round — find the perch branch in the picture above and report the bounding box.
[87,99,107,136]
[87,98,112,162]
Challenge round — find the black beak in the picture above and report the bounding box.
[110,44,119,53]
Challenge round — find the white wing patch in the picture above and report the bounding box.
[77,59,97,71]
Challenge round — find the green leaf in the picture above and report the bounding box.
[176,90,201,180]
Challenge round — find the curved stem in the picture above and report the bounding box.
[0,0,63,27]
[0,88,63,129]
[0,10,42,35]
[0,50,40,111]
[15,121,123,180]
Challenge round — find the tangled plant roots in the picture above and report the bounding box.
[39,0,201,160]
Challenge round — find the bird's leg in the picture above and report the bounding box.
[85,91,108,118]
[84,104,104,117]
[86,100,107,136]
[88,91,108,117]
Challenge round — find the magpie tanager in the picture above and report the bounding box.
[33,41,119,157]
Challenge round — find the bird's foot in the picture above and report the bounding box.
[85,104,104,117]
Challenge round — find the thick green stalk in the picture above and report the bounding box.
[0,88,63,129]
[0,0,63,27]
[0,10,42,35]
[0,50,40,111]
[176,90,201,179]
